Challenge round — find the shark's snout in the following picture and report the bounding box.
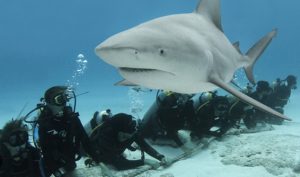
[95,40,115,60]
[95,38,140,68]
[96,43,138,57]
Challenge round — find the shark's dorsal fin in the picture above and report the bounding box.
[244,29,278,85]
[232,41,242,54]
[195,0,223,31]
[114,79,139,87]
[210,78,291,121]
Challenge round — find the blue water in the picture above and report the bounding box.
[1,0,300,126]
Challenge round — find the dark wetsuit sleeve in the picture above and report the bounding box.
[74,117,99,161]
[135,134,164,161]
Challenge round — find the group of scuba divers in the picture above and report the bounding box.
[0,74,297,177]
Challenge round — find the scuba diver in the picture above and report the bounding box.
[271,74,297,108]
[36,86,99,177]
[247,80,273,127]
[141,91,194,147]
[227,81,273,129]
[88,112,167,170]
[0,119,41,177]
[189,92,232,139]
[265,75,297,124]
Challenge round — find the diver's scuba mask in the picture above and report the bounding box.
[47,90,72,117]
[214,104,228,117]
[4,131,29,161]
[8,131,28,147]
[4,142,28,162]
[44,86,73,107]
[53,92,69,106]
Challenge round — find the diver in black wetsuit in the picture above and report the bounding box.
[190,95,232,139]
[156,92,194,146]
[265,75,297,124]
[0,119,41,177]
[141,91,194,147]
[245,80,272,128]
[227,81,272,129]
[37,86,98,177]
[89,113,167,170]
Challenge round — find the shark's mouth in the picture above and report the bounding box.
[119,67,176,77]
[119,67,157,73]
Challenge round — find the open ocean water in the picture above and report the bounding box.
[0,0,299,127]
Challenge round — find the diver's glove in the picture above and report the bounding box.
[157,154,165,161]
[144,159,160,169]
[180,144,192,153]
[51,167,67,177]
[84,158,96,167]
[84,157,99,167]
[160,157,172,167]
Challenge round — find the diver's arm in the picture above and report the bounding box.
[74,116,100,162]
[135,134,164,161]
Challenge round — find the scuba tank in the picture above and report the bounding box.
[84,109,112,137]
[140,90,166,137]
[140,90,193,137]
[193,91,216,113]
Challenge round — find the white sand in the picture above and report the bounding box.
[72,92,300,177]
[144,122,300,177]
[73,122,300,177]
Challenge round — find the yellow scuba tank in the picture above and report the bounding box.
[195,92,215,114]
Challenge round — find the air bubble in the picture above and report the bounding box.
[67,53,88,90]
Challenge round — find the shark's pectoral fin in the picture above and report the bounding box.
[114,79,139,87]
[210,78,291,121]
[195,0,223,32]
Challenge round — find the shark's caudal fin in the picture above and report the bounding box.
[211,78,292,121]
[244,29,278,85]
[195,0,223,31]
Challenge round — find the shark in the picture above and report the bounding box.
[95,0,291,121]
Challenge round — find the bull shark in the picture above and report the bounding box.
[95,0,291,121]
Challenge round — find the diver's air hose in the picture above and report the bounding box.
[72,90,77,112]
[23,104,45,123]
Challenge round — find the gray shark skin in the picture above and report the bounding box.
[95,0,291,121]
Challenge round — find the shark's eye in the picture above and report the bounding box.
[134,50,138,55]
[159,49,165,55]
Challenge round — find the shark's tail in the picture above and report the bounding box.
[244,29,278,85]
